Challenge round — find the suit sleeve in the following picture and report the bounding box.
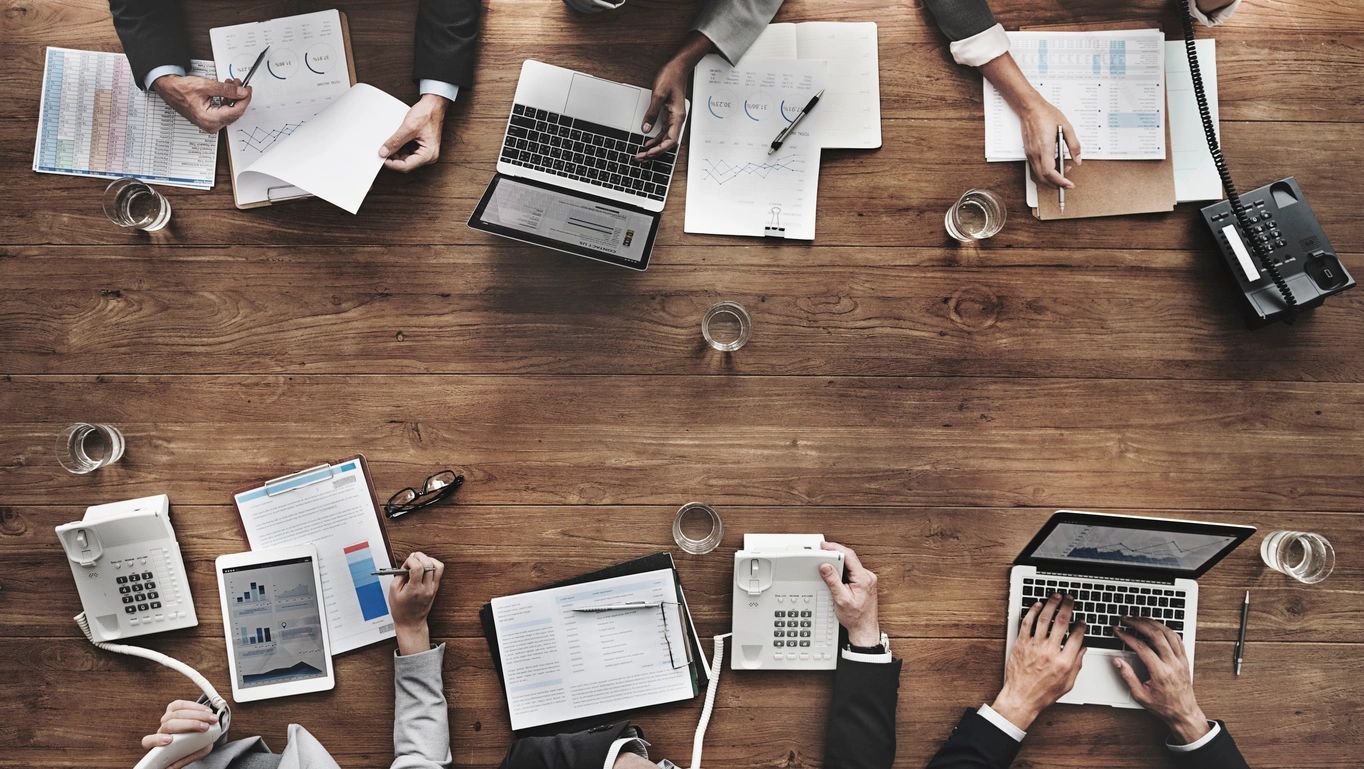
[498,723,636,769]
[924,710,1023,769]
[823,658,902,769]
[691,0,786,65]
[413,0,482,89]
[390,645,453,769]
[920,0,1010,67]
[108,0,192,91]
[1168,721,1251,769]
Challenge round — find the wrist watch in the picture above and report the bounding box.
[845,631,890,655]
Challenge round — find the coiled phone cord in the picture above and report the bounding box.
[75,612,231,721]
[1180,0,1296,312]
[686,633,730,769]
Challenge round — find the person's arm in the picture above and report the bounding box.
[690,0,784,65]
[818,542,901,769]
[1191,0,1242,26]
[1113,618,1251,769]
[497,722,640,769]
[926,593,1086,769]
[389,552,452,769]
[137,700,220,769]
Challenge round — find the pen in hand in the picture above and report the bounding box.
[212,46,268,108]
[372,566,435,578]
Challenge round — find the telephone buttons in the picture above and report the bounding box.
[124,606,136,614]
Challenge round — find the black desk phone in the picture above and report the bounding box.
[1180,1,1353,324]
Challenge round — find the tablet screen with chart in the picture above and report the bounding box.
[1033,522,1238,572]
[222,556,328,689]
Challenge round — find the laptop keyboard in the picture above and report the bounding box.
[1021,576,1186,651]
[501,104,678,202]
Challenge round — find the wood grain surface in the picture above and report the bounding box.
[1,1,1361,768]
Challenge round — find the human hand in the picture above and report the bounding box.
[379,94,448,172]
[152,76,251,132]
[818,541,881,647]
[1018,96,1081,189]
[991,593,1087,730]
[140,699,218,769]
[636,59,689,161]
[613,753,656,769]
[389,551,444,655]
[1113,617,1211,744]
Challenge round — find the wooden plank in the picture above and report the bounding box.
[0,637,1355,769]
[4,375,1364,511]
[4,504,1359,642]
[4,246,1363,380]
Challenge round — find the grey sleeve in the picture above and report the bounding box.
[921,0,999,42]
[391,644,452,769]
[691,0,786,64]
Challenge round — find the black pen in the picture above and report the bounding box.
[214,46,269,108]
[769,89,823,154]
[1233,590,1249,676]
[372,566,435,578]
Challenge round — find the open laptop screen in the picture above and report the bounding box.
[1018,511,1255,579]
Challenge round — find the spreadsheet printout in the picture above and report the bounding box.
[33,48,219,189]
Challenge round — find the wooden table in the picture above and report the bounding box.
[2,1,1361,767]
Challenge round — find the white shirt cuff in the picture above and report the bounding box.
[840,647,893,664]
[418,79,460,102]
[602,732,649,769]
[977,704,1027,742]
[1167,721,1221,752]
[950,23,1010,67]
[1188,0,1241,26]
[145,64,187,92]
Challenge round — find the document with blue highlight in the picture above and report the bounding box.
[984,29,1167,162]
[234,457,396,654]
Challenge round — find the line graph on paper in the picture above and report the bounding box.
[236,121,306,155]
[696,153,806,187]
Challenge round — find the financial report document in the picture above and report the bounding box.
[685,56,827,239]
[234,460,395,654]
[985,30,1166,161]
[491,569,693,731]
[33,48,218,189]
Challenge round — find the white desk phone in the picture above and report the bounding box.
[731,533,844,670]
[57,494,229,769]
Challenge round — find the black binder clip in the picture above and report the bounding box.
[763,206,786,238]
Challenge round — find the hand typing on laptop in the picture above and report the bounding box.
[989,593,1088,730]
[1114,617,1213,745]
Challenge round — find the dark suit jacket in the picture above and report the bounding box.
[926,711,1251,769]
[500,657,904,769]
[108,0,480,91]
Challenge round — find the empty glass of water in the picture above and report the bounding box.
[103,178,171,232]
[946,188,1006,242]
[702,301,752,352]
[1260,530,1335,584]
[673,502,723,555]
[56,423,126,474]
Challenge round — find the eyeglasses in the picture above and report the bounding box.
[385,470,464,519]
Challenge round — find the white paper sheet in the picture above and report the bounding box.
[1165,39,1221,202]
[234,459,396,654]
[491,568,693,731]
[738,22,882,149]
[685,56,827,240]
[33,48,219,189]
[986,30,1167,161]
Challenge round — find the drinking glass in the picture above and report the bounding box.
[702,301,752,352]
[103,178,172,232]
[56,423,126,474]
[1260,530,1335,584]
[946,188,1006,242]
[673,502,723,555]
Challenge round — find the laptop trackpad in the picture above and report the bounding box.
[1059,651,1143,709]
[565,74,641,130]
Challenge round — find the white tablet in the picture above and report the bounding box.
[215,545,335,702]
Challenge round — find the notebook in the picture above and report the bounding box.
[737,21,882,149]
[480,553,707,733]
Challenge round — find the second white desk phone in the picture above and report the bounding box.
[731,533,843,670]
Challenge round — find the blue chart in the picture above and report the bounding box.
[697,154,805,187]
[236,122,304,154]
[345,541,390,621]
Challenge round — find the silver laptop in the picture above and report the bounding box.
[1006,511,1254,708]
[468,60,688,271]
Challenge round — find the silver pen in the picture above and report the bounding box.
[768,89,824,154]
[572,601,662,613]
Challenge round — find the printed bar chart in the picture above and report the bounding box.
[344,541,390,621]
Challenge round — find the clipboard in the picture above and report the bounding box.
[231,453,398,654]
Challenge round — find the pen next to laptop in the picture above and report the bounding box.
[1234,590,1249,676]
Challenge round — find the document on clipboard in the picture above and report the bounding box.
[232,455,396,654]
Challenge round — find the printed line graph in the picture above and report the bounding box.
[236,121,305,154]
[696,153,805,187]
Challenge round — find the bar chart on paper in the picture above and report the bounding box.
[345,541,390,621]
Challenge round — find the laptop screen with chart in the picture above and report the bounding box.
[1018,511,1254,579]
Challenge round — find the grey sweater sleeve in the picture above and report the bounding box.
[921,0,999,42]
[391,644,453,769]
[692,0,786,64]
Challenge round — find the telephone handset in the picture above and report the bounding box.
[730,533,843,670]
[1182,0,1354,324]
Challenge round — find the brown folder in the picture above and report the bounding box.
[1021,22,1177,221]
